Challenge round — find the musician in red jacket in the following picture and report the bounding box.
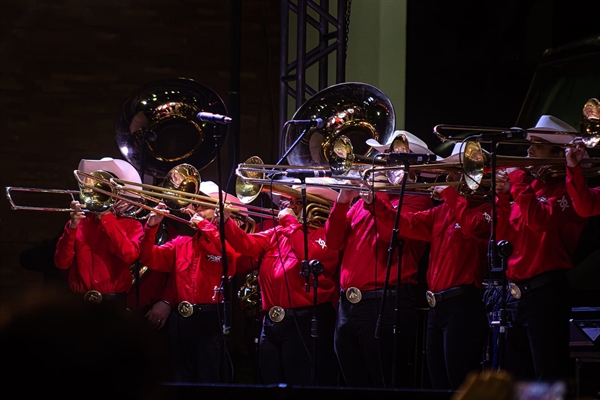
[325,131,433,388]
[219,186,341,386]
[495,116,588,382]
[140,199,238,383]
[54,157,144,310]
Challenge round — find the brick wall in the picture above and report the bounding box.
[0,0,281,303]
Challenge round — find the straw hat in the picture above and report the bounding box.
[526,115,578,144]
[366,130,433,154]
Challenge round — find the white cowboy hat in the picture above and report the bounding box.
[78,157,142,184]
[366,130,433,155]
[526,115,578,144]
[437,141,491,164]
[199,181,247,212]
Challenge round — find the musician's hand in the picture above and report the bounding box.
[565,143,586,168]
[496,170,511,194]
[148,202,168,228]
[144,300,171,330]
[338,189,359,204]
[278,207,297,221]
[431,185,447,201]
[221,207,232,223]
[69,201,86,229]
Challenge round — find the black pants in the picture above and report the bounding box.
[504,276,571,382]
[335,287,417,388]
[258,302,339,386]
[168,307,223,383]
[425,286,488,390]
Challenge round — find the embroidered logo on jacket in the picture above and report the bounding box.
[206,254,222,263]
[558,195,570,212]
[454,223,461,229]
[315,238,327,249]
[483,212,492,223]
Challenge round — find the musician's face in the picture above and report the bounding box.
[527,138,563,158]
[281,196,303,216]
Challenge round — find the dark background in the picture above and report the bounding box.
[1,0,599,390]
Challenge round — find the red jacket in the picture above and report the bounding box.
[54,213,142,294]
[224,214,340,311]
[139,219,238,304]
[325,193,432,291]
[496,169,587,281]
[396,186,491,292]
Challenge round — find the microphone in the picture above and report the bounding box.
[470,128,526,142]
[386,152,438,164]
[197,111,232,125]
[286,118,326,129]
[284,169,332,179]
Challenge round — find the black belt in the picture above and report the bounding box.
[426,285,476,307]
[509,269,566,299]
[83,290,126,305]
[267,302,333,323]
[177,301,219,317]
[341,287,398,304]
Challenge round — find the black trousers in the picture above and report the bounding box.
[334,287,417,388]
[168,307,223,383]
[425,287,488,390]
[504,276,571,382]
[258,302,339,386]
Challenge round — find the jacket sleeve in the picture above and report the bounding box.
[324,201,351,251]
[441,186,492,239]
[139,221,177,273]
[223,217,271,258]
[509,169,581,232]
[99,214,143,264]
[54,222,77,270]
[566,165,600,217]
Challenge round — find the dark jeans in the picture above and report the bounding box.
[504,276,571,382]
[168,307,223,383]
[258,302,339,386]
[425,286,488,390]
[335,286,417,388]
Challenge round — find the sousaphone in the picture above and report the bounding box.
[283,82,396,167]
[115,77,229,179]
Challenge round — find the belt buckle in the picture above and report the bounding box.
[268,306,285,322]
[345,287,362,304]
[178,301,194,317]
[425,290,436,307]
[509,282,521,299]
[84,290,102,304]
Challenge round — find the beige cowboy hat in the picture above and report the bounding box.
[78,157,142,185]
[526,115,578,144]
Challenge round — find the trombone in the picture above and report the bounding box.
[74,170,281,224]
[6,187,81,212]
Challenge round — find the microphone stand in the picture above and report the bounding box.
[275,124,309,166]
[133,128,156,311]
[486,137,511,371]
[210,123,232,383]
[297,180,321,386]
[374,162,410,388]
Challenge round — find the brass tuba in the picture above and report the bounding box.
[115,77,229,179]
[282,82,396,168]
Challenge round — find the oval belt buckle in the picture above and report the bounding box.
[268,306,285,322]
[178,301,194,317]
[345,287,362,304]
[425,290,436,307]
[84,290,102,304]
[509,283,521,299]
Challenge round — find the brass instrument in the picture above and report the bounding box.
[115,78,230,179]
[580,97,600,148]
